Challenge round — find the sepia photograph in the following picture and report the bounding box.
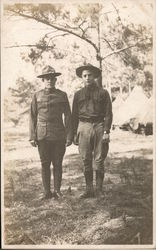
[1,0,155,249]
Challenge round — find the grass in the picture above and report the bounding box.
[4,155,153,245]
[3,128,153,245]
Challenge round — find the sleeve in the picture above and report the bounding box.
[63,93,73,142]
[29,93,38,141]
[72,92,79,136]
[103,90,113,133]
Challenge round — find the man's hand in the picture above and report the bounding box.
[102,133,110,143]
[73,134,79,145]
[66,140,72,147]
[30,140,38,147]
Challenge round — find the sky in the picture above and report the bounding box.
[1,0,154,94]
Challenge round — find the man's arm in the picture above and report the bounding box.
[29,94,38,146]
[72,92,79,145]
[63,93,73,146]
[102,90,113,143]
[103,90,113,133]
[72,92,79,134]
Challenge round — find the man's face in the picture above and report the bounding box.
[81,70,95,87]
[43,76,57,89]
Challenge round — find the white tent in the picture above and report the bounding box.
[113,85,149,126]
[137,96,153,124]
[112,94,124,113]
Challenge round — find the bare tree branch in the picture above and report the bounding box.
[5,37,150,65]
[8,9,99,53]
[4,45,54,49]
[112,3,119,15]
[4,44,88,60]
[101,37,115,51]
[64,23,80,30]
[47,33,69,46]
[79,20,87,27]
[112,2,124,27]
[99,10,114,16]
[41,19,91,39]
[101,38,151,60]
[101,36,129,65]
[48,32,69,40]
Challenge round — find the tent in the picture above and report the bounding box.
[131,96,153,134]
[137,96,153,124]
[112,94,124,112]
[113,85,149,126]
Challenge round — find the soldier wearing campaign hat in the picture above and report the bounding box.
[29,66,72,199]
[72,63,113,199]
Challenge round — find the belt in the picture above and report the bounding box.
[38,118,57,123]
[79,117,104,123]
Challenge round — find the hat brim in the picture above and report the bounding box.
[37,72,61,78]
[76,65,101,78]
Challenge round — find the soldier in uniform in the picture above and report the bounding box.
[72,64,112,198]
[29,66,72,199]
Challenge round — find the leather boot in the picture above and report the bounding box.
[53,166,63,199]
[41,165,53,199]
[96,170,104,197]
[80,171,95,199]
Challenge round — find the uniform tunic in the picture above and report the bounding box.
[29,88,72,142]
[72,83,113,172]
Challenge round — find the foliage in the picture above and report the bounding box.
[4,3,101,62]
[4,3,153,123]
[4,77,40,125]
[9,77,36,105]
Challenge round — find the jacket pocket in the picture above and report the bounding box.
[93,95,103,112]
[77,96,86,112]
[37,124,47,140]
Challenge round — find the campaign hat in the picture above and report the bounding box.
[37,66,61,78]
[76,63,101,78]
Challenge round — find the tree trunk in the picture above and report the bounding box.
[96,19,103,88]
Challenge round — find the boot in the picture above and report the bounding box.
[41,165,53,199]
[96,170,104,197]
[53,166,63,199]
[80,171,95,199]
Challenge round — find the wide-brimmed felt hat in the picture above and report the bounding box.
[76,63,101,78]
[37,66,61,78]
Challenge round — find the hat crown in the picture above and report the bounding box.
[42,66,56,75]
[83,63,93,67]
[76,63,101,78]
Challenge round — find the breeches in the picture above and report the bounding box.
[38,140,66,170]
[77,122,109,172]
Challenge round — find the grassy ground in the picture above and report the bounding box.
[3,127,153,246]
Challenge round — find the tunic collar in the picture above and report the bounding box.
[84,83,98,91]
[44,87,56,94]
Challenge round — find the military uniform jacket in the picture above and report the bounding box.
[29,88,72,142]
[72,84,113,134]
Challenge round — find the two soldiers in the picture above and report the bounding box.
[29,64,112,199]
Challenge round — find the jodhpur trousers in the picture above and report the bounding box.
[38,140,66,194]
[77,121,109,172]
